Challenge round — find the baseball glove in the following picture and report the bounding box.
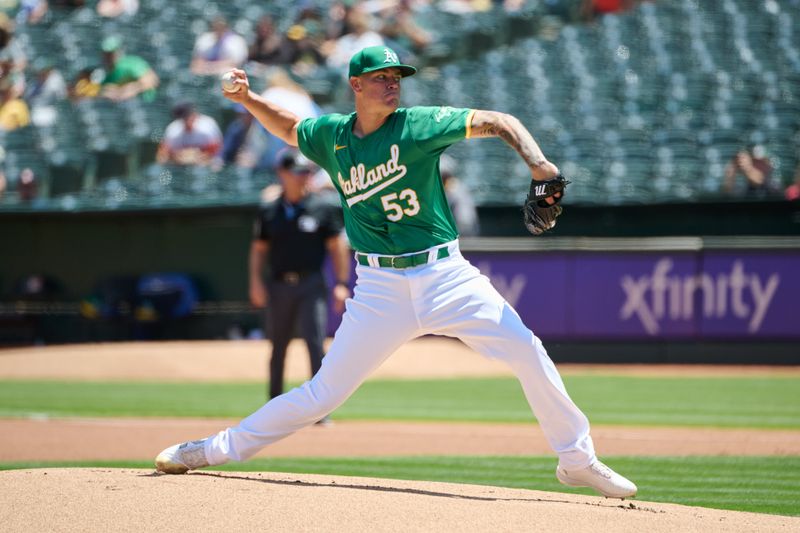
[522,174,569,236]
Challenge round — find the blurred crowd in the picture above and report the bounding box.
[0,0,569,128]
[0,0,446,122]
[2,0,522,212]
[1,0,797,208]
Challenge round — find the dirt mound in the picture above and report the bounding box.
[2,469,796,533]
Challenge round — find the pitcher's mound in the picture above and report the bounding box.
[1,469,796,532]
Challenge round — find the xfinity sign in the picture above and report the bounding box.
[619,258,780,335]
[451,250,797,340]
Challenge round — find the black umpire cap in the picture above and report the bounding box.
[276,148,315,174]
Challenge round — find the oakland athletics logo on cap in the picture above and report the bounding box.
[383,48,399,64]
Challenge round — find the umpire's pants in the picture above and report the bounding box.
[265,272,327,399]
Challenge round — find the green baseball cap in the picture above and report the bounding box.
[101,36,122,52]
[348,46,417,78]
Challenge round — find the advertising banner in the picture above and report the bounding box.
[463,250,799,340]
[328,248,799,340]
[465,253,570,336]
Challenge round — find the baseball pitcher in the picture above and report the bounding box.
[156,46,636,499]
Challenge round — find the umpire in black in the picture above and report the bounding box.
[249,148,351,406]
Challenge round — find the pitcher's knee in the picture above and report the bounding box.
[299,379,350,418]
[498,333,553,367]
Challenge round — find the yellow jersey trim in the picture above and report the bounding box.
[465,109,476,139]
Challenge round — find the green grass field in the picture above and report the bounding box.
[2,374,799,516]
[1,375,798,428]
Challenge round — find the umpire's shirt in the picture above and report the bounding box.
[253,193,343,283]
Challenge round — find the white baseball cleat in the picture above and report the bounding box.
[155,439,210,474]
[315,415,333,427]
[556,460,637,499]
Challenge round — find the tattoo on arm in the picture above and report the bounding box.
[470,110,549,173]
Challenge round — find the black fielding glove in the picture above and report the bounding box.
[522,174,569,236]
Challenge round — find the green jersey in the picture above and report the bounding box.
[102,55,156,101]
[297,106,475,255]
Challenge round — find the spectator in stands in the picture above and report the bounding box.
[0,75,29,130]
[295,4,327,38]
[722,145,780,198]
[440,154,480,237]
[236,67,322,173]
[786,183,800,201]
[324,1,353,41]
[25,58,66,106]
[322,6,384,70]
[785,162,800,202]
[96,0,138,19]
[0,169,5,199]
[221,103,256,167]
[0,13,27,92]
[157,102,223,168]
[25,58,66,127]
[69,65,102,100]
[502,0,528,12]
[282,20,327,75]
[437,0,488,14]
[581,0,636,21]
[17,166,37,202]
[378,0,432,59]
[248,15,291,69]
[191,16,249,76]
[99,36,159,102]
[14,0,49,25]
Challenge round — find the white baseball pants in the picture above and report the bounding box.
[205,240,596,469]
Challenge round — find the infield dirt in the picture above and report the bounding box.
[2,469,798,533]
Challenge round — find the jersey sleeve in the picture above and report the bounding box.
[296,115,340,171]
[407,106,474,155]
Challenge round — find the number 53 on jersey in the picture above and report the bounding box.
[381,188,420,221]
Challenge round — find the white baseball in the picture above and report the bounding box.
[221,71,240,93]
